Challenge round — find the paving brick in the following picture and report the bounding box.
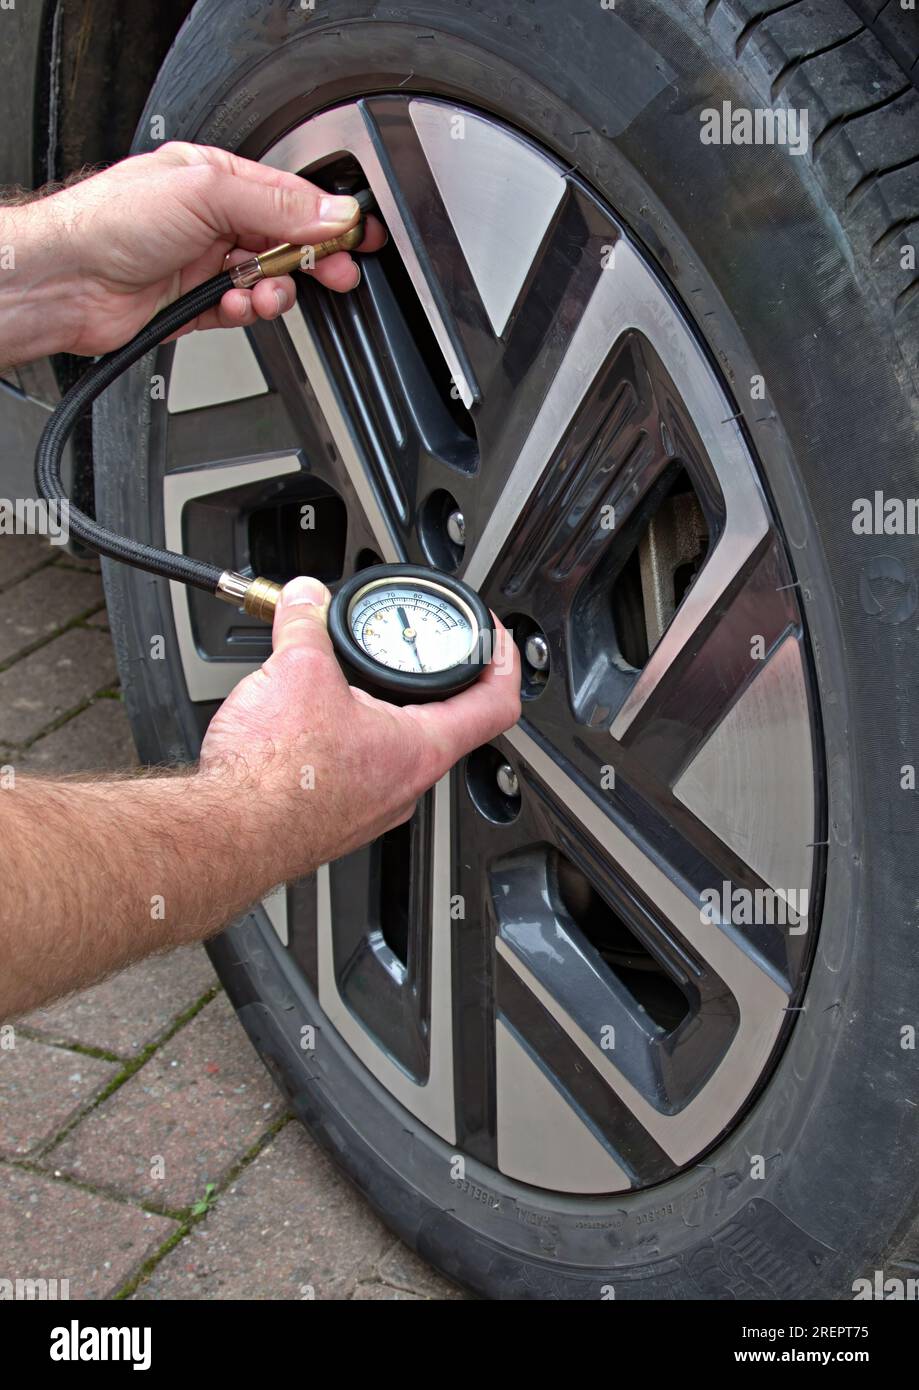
[133,1121,392,1300]
[86,609,110,628]
[0,565,104,663]
[20,947,217,1058]
[0,1035,119,1157]
[0,533,56,588]
[0,1163,177,1299]
[19,696,137,775]
[377,1238,466,1299]
[46,993,285,1209]
[56,553,102,573]
[352,1282,424,1300]
[0,627,118,744]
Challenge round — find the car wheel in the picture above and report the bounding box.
[95,0,919,1298]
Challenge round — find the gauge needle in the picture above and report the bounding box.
[397,607,426,672]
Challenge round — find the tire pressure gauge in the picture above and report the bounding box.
[328,564,494,705]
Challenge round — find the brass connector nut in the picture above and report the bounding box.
[242,576,283,623]
[216,571,282,623]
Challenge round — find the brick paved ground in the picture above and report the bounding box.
[0,533,462,1300]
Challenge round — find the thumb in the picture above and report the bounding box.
[202,169,361,248]
[272,576,336,659]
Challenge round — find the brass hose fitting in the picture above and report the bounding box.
[216,572,283,622]
[228,218,367,288]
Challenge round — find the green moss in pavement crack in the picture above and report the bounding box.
[113,1225,188,1301]
[0,602,108,675]
[2,1155,188,1224]
[114,1114,293,1300]
[33,984,222,1157]
[13,1028,123,1064]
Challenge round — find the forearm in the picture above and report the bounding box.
[0,199,82,369]
[1,770,284,1019]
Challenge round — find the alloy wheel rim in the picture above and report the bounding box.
[159,96,824,1194]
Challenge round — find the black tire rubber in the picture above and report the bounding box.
[95,0,919,1298]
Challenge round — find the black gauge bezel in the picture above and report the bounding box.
[328,564,495,704]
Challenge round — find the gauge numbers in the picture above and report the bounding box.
[348,580,478,675]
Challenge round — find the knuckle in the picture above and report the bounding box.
[158,140,208,170]
[413,737,449,793]
[392,800,418,828]
[279,613,323,639]
[270,182,300,226]
[182,161,220,202]
[276,638,333,674]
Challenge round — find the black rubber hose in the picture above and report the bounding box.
[35,270,234,594]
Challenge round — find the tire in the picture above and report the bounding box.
[95,0,919,1299]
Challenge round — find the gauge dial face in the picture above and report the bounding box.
[348,581,478,675]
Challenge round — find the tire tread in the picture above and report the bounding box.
[694,0,919,403]
[692,0,919,1279]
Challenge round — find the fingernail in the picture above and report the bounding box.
[349,264,362,291]
[274,286,290,314]
[283,576,327,607]
[318,194,360,227]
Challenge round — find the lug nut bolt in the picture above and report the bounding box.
[446,509,466,547]
[524,633,549,672]
[496,763,519,798]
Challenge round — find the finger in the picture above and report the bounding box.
[250,276,295,319]
[309,251,361,294]
[156,146,386,241]
[207,254,358,311]
[354,214,388,253]
[154,143,352,208]
[215,288,256,328]
[195,166,362,248]
[400,616,522,773]
[155,143,319,194]
[162,295,251,338]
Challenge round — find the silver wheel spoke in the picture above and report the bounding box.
[500,724,789,1168]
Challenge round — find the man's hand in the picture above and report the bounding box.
[200,576,522,885]
[0,575,519,1019]
[0,142,386,367]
